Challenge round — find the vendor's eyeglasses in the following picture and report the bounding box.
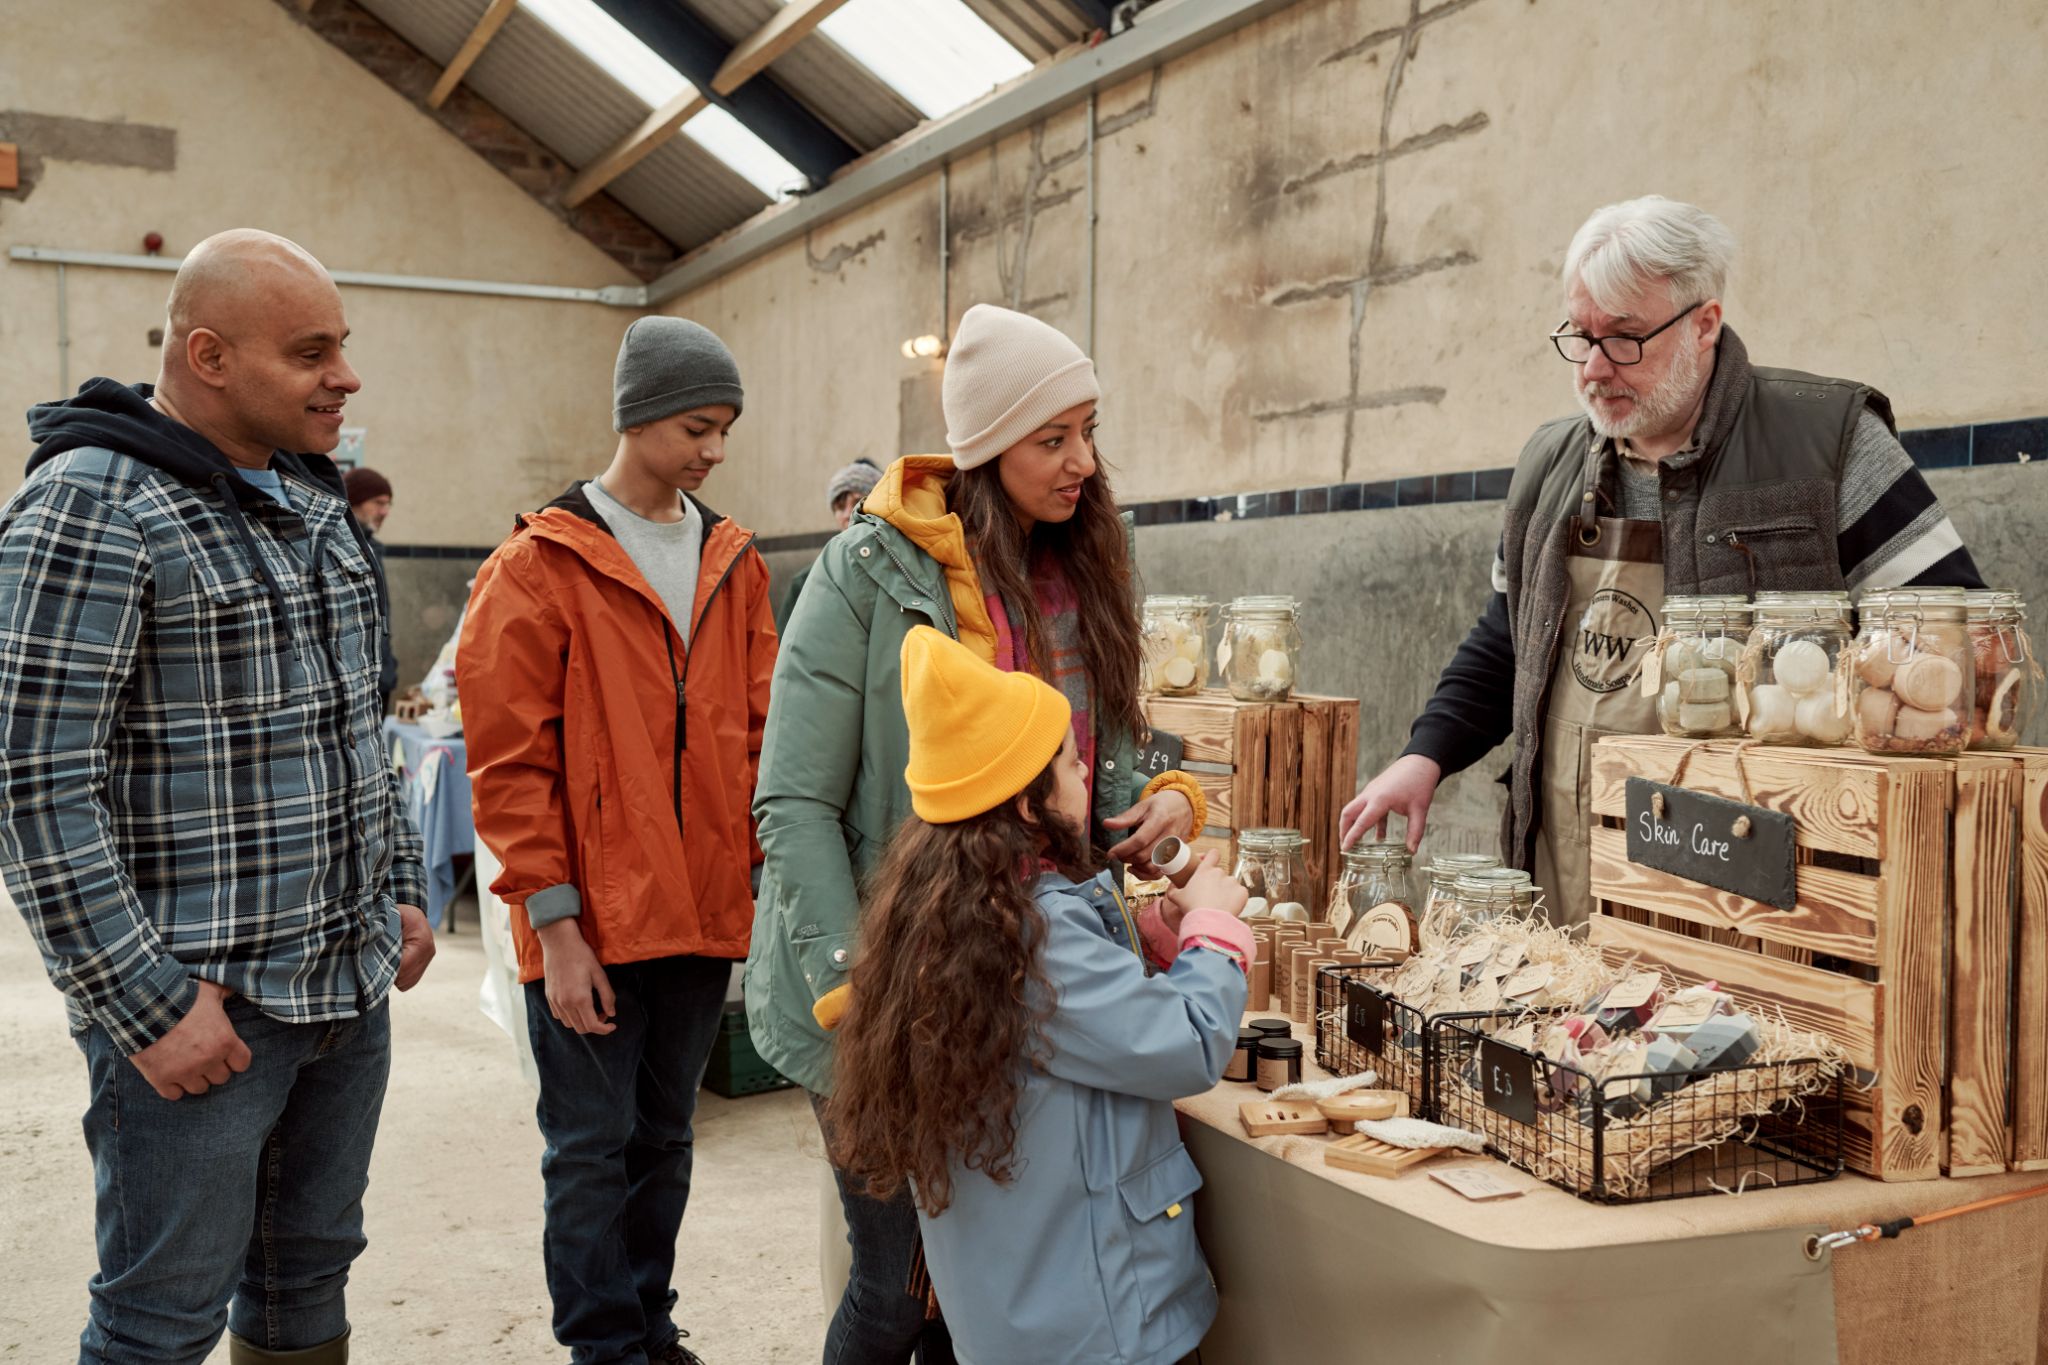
[1550,301,1702,366]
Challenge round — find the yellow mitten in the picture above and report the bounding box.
[812,983,854,1031]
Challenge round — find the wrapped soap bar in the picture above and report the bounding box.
[1686,1013,1762,1070]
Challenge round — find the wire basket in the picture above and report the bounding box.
[1314,962,1437,1118]
[1429,1011,1845,1203]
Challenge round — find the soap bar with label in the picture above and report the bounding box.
[1686,1014,1762,1070]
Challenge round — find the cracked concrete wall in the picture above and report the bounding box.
[0,0,636,557]
[678,0,2046,535]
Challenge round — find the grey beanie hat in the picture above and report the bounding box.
[613,316,744,432]
[825,459,883,509]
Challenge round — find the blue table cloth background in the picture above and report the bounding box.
[381,718,473,929]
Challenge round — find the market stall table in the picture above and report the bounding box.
[381,717,472,931]
[1177,1018,2048,1364]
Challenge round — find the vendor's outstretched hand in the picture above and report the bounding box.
[1340,754,1442,852]
[1104,788,1195,874]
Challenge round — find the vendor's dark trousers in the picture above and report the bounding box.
[74,996,390,1365]
[809,1093,958,1365]
[526,954,730,1365]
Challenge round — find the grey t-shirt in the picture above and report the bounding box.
[583,478,704,645]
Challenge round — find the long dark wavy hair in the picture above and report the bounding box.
[826,760,1096,1215]
[947,455,1144,748]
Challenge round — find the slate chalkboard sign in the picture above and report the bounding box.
[1133,728,1184,780]
[1479,1038,1535,1125]
[1624,776,1797,911]
[1345,978,1385,1057]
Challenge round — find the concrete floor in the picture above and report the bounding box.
[0,899,826,1363]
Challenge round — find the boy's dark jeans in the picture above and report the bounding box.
[526,954,730,1365]
[809,1093,958,1365]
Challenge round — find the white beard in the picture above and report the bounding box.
[1576,336,1706,442]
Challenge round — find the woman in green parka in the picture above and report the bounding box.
[745,304,1210,1365]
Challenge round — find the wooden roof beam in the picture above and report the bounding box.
[709,0,855,96]
[561,85,711,208]
[428,0,519,110]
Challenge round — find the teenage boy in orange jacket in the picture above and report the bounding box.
[460,317,776,1365]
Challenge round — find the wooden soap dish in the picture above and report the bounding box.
[1238,1100,1329,1137]
[1315,1090,1409,1133]
[1324,1133,1445,1178]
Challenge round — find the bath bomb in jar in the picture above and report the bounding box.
[1796,693,1853,744]
[1772,639,1832,696]
[1678,668,1731,703]
[1892,653,1963,712]
[1746,684,1798,738]
[1856,636,1901,689]
[1162,656,1198,690]
[1894,705,1959,742]
[1857,687,1900,736]
[1677,701,1733,732]
[1257,649,1294,686]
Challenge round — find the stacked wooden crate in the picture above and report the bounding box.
[1585,736,2048,1181]
[1139,691,1360,895]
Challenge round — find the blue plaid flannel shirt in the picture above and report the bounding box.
[0,447,427,1052]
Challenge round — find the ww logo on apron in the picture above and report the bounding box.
[1571,586,1656,694]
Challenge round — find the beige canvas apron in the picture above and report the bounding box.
[1532,463,1665,925]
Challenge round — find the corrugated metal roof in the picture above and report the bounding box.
[958,0,1097,61]
[685,0,921,151]
[361,0,768,248]
[355,0,1043,252]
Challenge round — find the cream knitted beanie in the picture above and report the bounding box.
[941,304,1100,470]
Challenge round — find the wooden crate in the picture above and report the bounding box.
[1140,690,1360,894]
[2010,752,2048,1170]
[1586,736,1952,1181]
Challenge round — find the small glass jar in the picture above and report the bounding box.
[1232,828,1316,919]
[1742,590,1854,747]
[1218,596,1303,702]
[1654,595,1751,738]
[1449,868,1536,930]
[1852,587,1974,756]
[1255,1037,1304,1092]
[1329,842,1417,955]
[1418,852,1501,946]
[1966,590,2042,751]
[1139,595,1214,697]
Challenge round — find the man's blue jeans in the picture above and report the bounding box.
[75,995,391,1364]
[525,954,730,1365]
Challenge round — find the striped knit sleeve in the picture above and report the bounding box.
[1837,408,1985,593]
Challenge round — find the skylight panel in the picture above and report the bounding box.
[818,0,1032,120]
[682,105,806,200]
[521,0,690,106]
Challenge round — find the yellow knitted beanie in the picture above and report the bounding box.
[901,626,1072,823]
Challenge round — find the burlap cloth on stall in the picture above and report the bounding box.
[1178,1019,2048,1363]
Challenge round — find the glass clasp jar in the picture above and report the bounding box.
[1329,841,1417,956]
[1417,851,1501,948]
[1853,587,1974,755]
[1232,827,1314,920]
[1741,590,1853,746]
[1218,596,1303,702]
[1966,590,2042,751]
[1649,594,1751,738]
[1449,867,1536,933]
[1139,595,1214,697]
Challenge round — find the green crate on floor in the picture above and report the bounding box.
[703,1004,795,1099]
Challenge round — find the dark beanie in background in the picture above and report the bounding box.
[613,316,745,432]
[344,466,393,505]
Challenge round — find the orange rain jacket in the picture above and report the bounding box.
[459,483,776,982]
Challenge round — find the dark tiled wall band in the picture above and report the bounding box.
[387,417,2045,558]
[1126,414,2042,528]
